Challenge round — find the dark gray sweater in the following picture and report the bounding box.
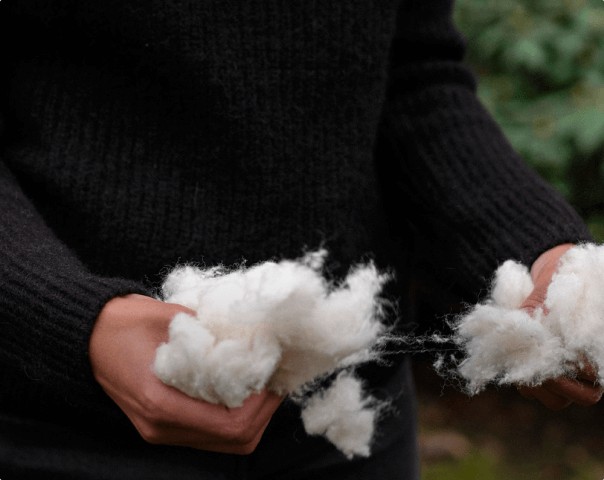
[0,0,591,478]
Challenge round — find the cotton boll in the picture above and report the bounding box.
[490,260,533,309]
[301,372,377,459]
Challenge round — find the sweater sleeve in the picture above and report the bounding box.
[0,151,148,413]
[376,0,592,300]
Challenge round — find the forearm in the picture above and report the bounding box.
[0,160,147,411]
[377,0,591,298]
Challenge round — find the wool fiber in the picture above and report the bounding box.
[453,244,604,392]
[154,250,390,457]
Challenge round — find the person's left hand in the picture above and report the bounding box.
[90,294,283,453]
[515,244,604,410]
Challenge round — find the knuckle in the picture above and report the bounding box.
[137,387,168,425]
[583,390,602,405]
[222,426,254,445]
[222,414,257,445]
[135,422,164,445]
[233,440,260,455]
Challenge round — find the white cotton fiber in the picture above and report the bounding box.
[268,263,386,394]
[160,265,225,312]
[153,250,390,457]
[456,306,568,392]
[490,260,534,309]
[301,372,378,459]
[454,244,604,391]
[543,244,604,384]
[154,312,282,406]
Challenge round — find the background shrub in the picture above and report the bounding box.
[454,0,604,239]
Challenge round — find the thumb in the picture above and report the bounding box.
[519,284,549,315]
[520,244,574,314]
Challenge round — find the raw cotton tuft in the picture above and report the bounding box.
[300,372,381,459]
[154,250,390,457]
[453,244,604,392]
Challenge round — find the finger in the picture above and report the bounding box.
[154,410,275,454]
[227,391,284,430]
[519,285,549,314]
[517,385,572,411]
[576,361,599,383]
[544,377,603,407]
[129,386,282,452]
[152,383,281,432]
[132,376,283,437]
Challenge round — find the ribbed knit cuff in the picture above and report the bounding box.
[0,265,149,409]
[0,162,150,412]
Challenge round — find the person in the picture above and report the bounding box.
[0,1,601,478]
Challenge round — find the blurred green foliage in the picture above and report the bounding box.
[423,452,503,480]
[454,0,604,239]
[422,447,604,480]
[421,3,604,478]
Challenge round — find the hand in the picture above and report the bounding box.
[89,294,282,454]
[517,364,601,410]
[516,244,603,410]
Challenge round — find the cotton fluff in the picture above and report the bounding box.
[543,244,604,382]
[154,250,389,457]
[301,372,379,459]
[453,244,604,393]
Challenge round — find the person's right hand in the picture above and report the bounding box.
[89,294,282,454]
[515,244,603,410]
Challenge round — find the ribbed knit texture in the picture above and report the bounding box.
[0,0,591,477]
[376,1,592,299]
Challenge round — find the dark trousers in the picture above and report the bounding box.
[0,360,418,480]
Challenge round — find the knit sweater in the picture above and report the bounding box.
[0,0,591,477]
